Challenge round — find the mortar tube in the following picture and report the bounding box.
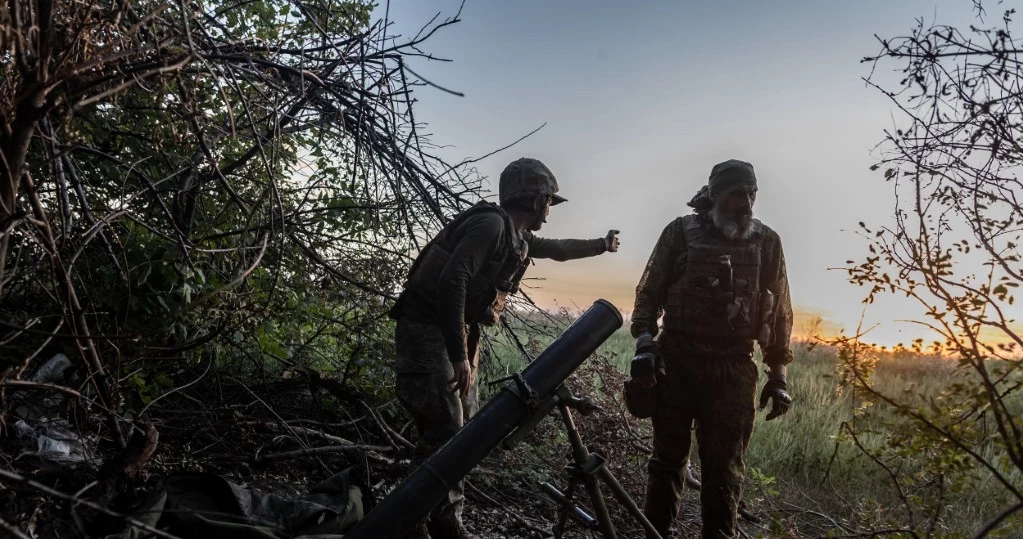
[344,299,623,539]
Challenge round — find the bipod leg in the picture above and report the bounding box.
[557,478,579,536]
[596,467,662,539]
[540,478,595,538]
[559,402,617,539]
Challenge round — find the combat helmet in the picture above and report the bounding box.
[498,158,567,206]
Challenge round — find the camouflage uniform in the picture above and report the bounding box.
[389,158,611,538]
[632,213,793,539]
[393,319,479,537]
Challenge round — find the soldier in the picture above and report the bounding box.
[630,159,793,539]
[388,157,620,539]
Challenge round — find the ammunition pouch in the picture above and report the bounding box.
[469,250,529,326]
[472,289,508,327]
[756,289,777,347]
[662,215,764,340]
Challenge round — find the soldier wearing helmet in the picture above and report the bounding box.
[628,159,794,538]
[389,157,620,539]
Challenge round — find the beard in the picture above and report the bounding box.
[709,205,755,240]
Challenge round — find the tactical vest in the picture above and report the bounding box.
[393,202,528,326]
[662,214,765,340]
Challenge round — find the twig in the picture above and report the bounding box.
[437,122,546,178]
[778,502,859,534]
[3,380,127,421]
[973,501,1023,539]
[253,421,357,445]
[844,424,919,536]
[0,516,31,539]
[359,399,414,450]
[0,468,182,539]
[253,443,393,463]
[465,479,550,536]
[139,354,213,417]
[400,62,464,97]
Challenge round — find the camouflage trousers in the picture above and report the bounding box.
[644,334,758,539]
[393,317,479,538]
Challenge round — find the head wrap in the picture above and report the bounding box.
[687,159,757,213]
[708,159,757,197]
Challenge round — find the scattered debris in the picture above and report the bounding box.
[13,419,93,466]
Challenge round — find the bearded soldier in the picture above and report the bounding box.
[388,157,620,539]
[629,159,793,539]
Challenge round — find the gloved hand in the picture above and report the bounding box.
[631,332,662,388]
[635,332,657,355]
[758,373,792,421]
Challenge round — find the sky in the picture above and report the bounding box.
[375,0,1003,347]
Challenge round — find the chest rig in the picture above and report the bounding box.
[397,202,528,326]
[662,214,765,340]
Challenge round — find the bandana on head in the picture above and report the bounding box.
[708,159,757,197]
[687,159,758,213]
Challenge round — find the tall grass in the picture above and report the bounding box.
[483,322,1022,536]
[746,342,1022,535]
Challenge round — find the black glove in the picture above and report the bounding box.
[635,332,658,356]
[630,352,658,381]
[758,373,792,421]
[631,333,664,387]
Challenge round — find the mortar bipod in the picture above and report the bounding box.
[539,384,662,539]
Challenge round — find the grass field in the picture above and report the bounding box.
[483,320,1023,537]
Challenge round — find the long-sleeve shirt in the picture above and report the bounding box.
[631,214,794,367]
[416,213,607,365]
[523,230,608,261]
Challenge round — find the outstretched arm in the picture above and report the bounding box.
[527,229,618,261]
